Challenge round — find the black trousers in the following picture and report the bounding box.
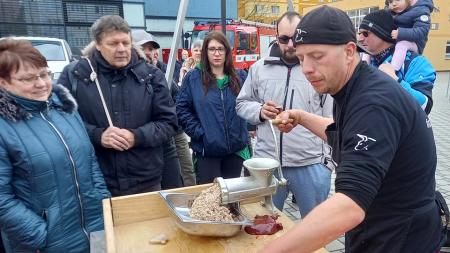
[0,232,5,253]
[196,153,243,184]
[161,138,183,189]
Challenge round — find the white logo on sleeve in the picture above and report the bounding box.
[420,15,429,22]
[354,134,377,151]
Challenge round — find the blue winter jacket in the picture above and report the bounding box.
[372,47,436,114]
[0,85,110,253]
[395,0,434,54]
[176,68,249,157]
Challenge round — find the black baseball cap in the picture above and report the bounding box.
[294,6,356,46]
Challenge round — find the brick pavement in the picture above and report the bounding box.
[282,71,450,253]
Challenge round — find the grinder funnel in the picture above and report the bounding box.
[243,158,280,187]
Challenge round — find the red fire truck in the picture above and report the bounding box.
[189,19,277,70]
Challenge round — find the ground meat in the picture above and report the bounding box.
[189,184,235,222]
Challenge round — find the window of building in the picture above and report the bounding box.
[65,2,120,23]
[256,4,265,14]
[346,7,379,31]
[431,23,439,30]
[272,6,280,14]
[446,41,450,59]
[123,3,145,27]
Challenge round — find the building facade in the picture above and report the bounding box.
[0,0,145,55]
[144,0,238,49]
[304,0,450,71]
[237,0,339,24]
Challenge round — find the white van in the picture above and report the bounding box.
[1,36,74,81]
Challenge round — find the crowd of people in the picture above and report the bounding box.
[0,0,448,252]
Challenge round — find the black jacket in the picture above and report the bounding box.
[58,45,178,196]
[327,62,440,252]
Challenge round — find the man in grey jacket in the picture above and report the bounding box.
[236,11,333,217]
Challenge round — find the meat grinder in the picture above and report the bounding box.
[214,157,287,213]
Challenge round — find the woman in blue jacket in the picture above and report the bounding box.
[176,31,249,184]
[0,39,110,252]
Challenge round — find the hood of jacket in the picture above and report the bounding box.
[0,84,77,122]
[72,40,155,86]
[81,40,147,60]
[264,43,300,67]
[413,0,434,12]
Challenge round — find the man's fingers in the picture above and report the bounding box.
[271,118,293,125]
[110,140,125,151]
[277,123,294,133]
[111,134,130,149]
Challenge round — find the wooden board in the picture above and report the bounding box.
[103,184,329,253]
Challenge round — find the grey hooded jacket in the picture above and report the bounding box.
[236,44,333,167]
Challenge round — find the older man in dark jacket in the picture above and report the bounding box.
[58,15,178,196]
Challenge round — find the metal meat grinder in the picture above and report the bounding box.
[215,157,286,213]
[215,120,288,213]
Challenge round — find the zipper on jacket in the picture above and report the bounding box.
[279,67,293,164]
[39,111,90,242]
[220,90,231,153]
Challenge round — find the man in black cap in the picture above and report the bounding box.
[358,10,436,114]
[260,5,445,253]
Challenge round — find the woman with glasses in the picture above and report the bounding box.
[0,39,110,252]
[176,31,249,184]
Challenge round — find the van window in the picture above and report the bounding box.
[191,30,235,49]
[30,40,66,61]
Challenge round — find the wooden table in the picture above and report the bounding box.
[102,184,329,253]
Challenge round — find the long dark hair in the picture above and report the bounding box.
[200,31,240,95]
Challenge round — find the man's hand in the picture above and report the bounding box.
[101,126,132,151]
[260,101,282,120]
[378,63,398,81]
[391,29,399,40]
[119,129,136,149]
[275,110,301,133]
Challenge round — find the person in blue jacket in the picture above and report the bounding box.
[358,9,436,114]
[386,0,434,71]
[0,39,110,252]
[176,31,249,184]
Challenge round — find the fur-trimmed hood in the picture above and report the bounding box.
[81,40,147,60]
[0,84,77,122]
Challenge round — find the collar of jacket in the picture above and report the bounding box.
[263,43,299,67]
[0,84,77,122]
[72,48,153,87]
[373,45,395,66]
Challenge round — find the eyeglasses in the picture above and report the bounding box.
[12,70,53,86]
[278,35,295,44]
[207,47,225,55]
[358,31,370,38]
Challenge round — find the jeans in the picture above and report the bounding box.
[273,163,331,218]
[174,132,196,186]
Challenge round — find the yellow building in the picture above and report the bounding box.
[303,0,450,71]
[238,0,338,25]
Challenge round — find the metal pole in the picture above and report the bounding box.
[287,0,294,12]
[221,0,226,35]
[165,0,189,88]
